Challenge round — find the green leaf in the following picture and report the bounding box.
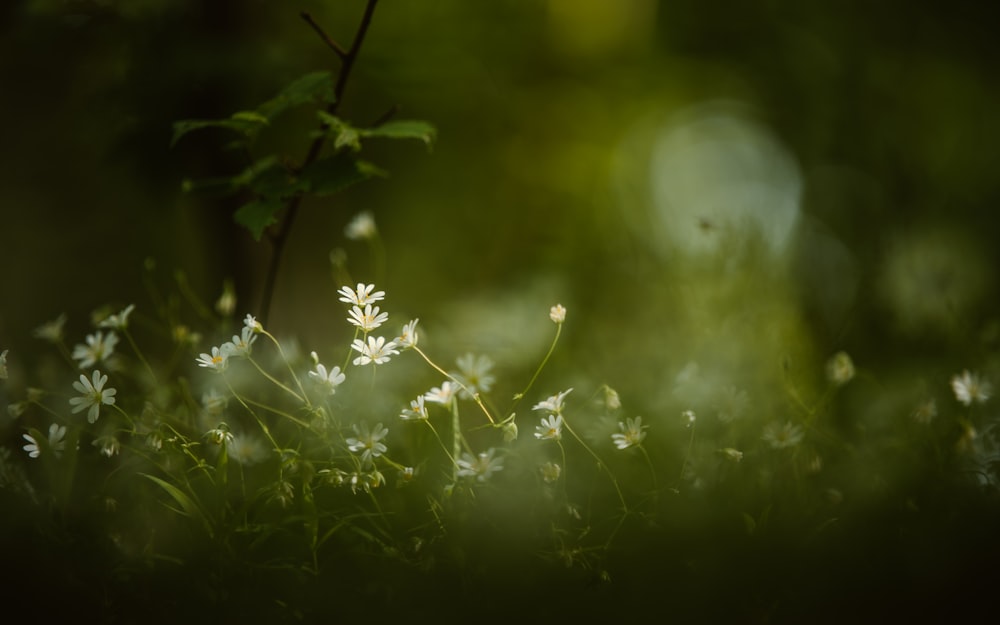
[234,197,285,241]
[298,153,385,197]
[257,71,335,120]
[141,473,213,536]
[171,111,269,147]
[315,111,362,151]
[361,119,437,149]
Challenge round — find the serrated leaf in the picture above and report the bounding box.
[234,197,285,241]
[298,153,384,197]
[361,120,437,149]
[257,71,335,120]
[171,111,269,147]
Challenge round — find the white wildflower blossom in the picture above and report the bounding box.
[683,410,697,427]
[196,345,230,372]
[716,387,749,423]
[346,422,389,465]
[762,421,805,449]
[33,313,68,343]
[347,304,389,332]
[228,434,268,466]
[98,304,135,330]
[23,423,67,459]
[424,381,457,406]
[452,353,496,399]
[215,280,236,316]
[540,461,562,483]
[206,423,235,446]
[345,210,377,240]
[951,370,992,406]
[397,319,419,349]
[308,362,346,395]
[72,331,119,369]
[400,396,429,421]
[534,414,564,441]
[227,326,257,358]
[719,447,744,462]
[337,283,385,307]
[611,416,648,450]
[532,388,573,415]
[549,303,566,324]
[244,314,263,333]
[826,351,856,386]
[350,336,399,366]
[202,389,228,416]
[69,370,117,424]
[93,435,121,458]
[456,448,504,482]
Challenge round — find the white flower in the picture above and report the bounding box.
[683,410,697,427]
[715,387,749,423]
[762,421,805,449]
[202,389,228,416]
[244,314,263,333]
[215,280,236,316]
[0,349,7,380]
[452,353,496,399]
[397,319,419,349]
[346,422,389,465]
[602,385,621,411]
[228,434,268,466]
[23,423,67,459]
[337,283,385,307]
[98,304,135,330]
[424,381,457,406]
[350,336,399,366]
[549,304,566,324]
[229,326,257,357]
[611,416,647,450]
[72,331,119,368]
[345,210,377,240]
[532,388,573,415]
[308,363,346,395]
[534,414,564,441]
[69,369,117,424]
[205,423,235,446]
[826,351,855,386]
[347,304,389,332]
[540,461,561,483]
[951,370,992,406]
[718,448,744,462]
[456,448,504,482]
[399,396,428,421]
[93,435,121,458]
[33,313,67,343]
[196,345,230,372]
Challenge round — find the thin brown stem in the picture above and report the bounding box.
[259,0,380,326]
[301,11,348,58]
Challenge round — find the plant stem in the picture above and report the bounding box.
[259,0,380,326]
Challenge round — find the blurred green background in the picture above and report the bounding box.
[2,0,1000,621]
[3,0,998,370]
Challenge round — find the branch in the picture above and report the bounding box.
[259,0,380,326]
[300,11,348,59]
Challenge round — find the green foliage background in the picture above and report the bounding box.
[2,0,1000,622]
